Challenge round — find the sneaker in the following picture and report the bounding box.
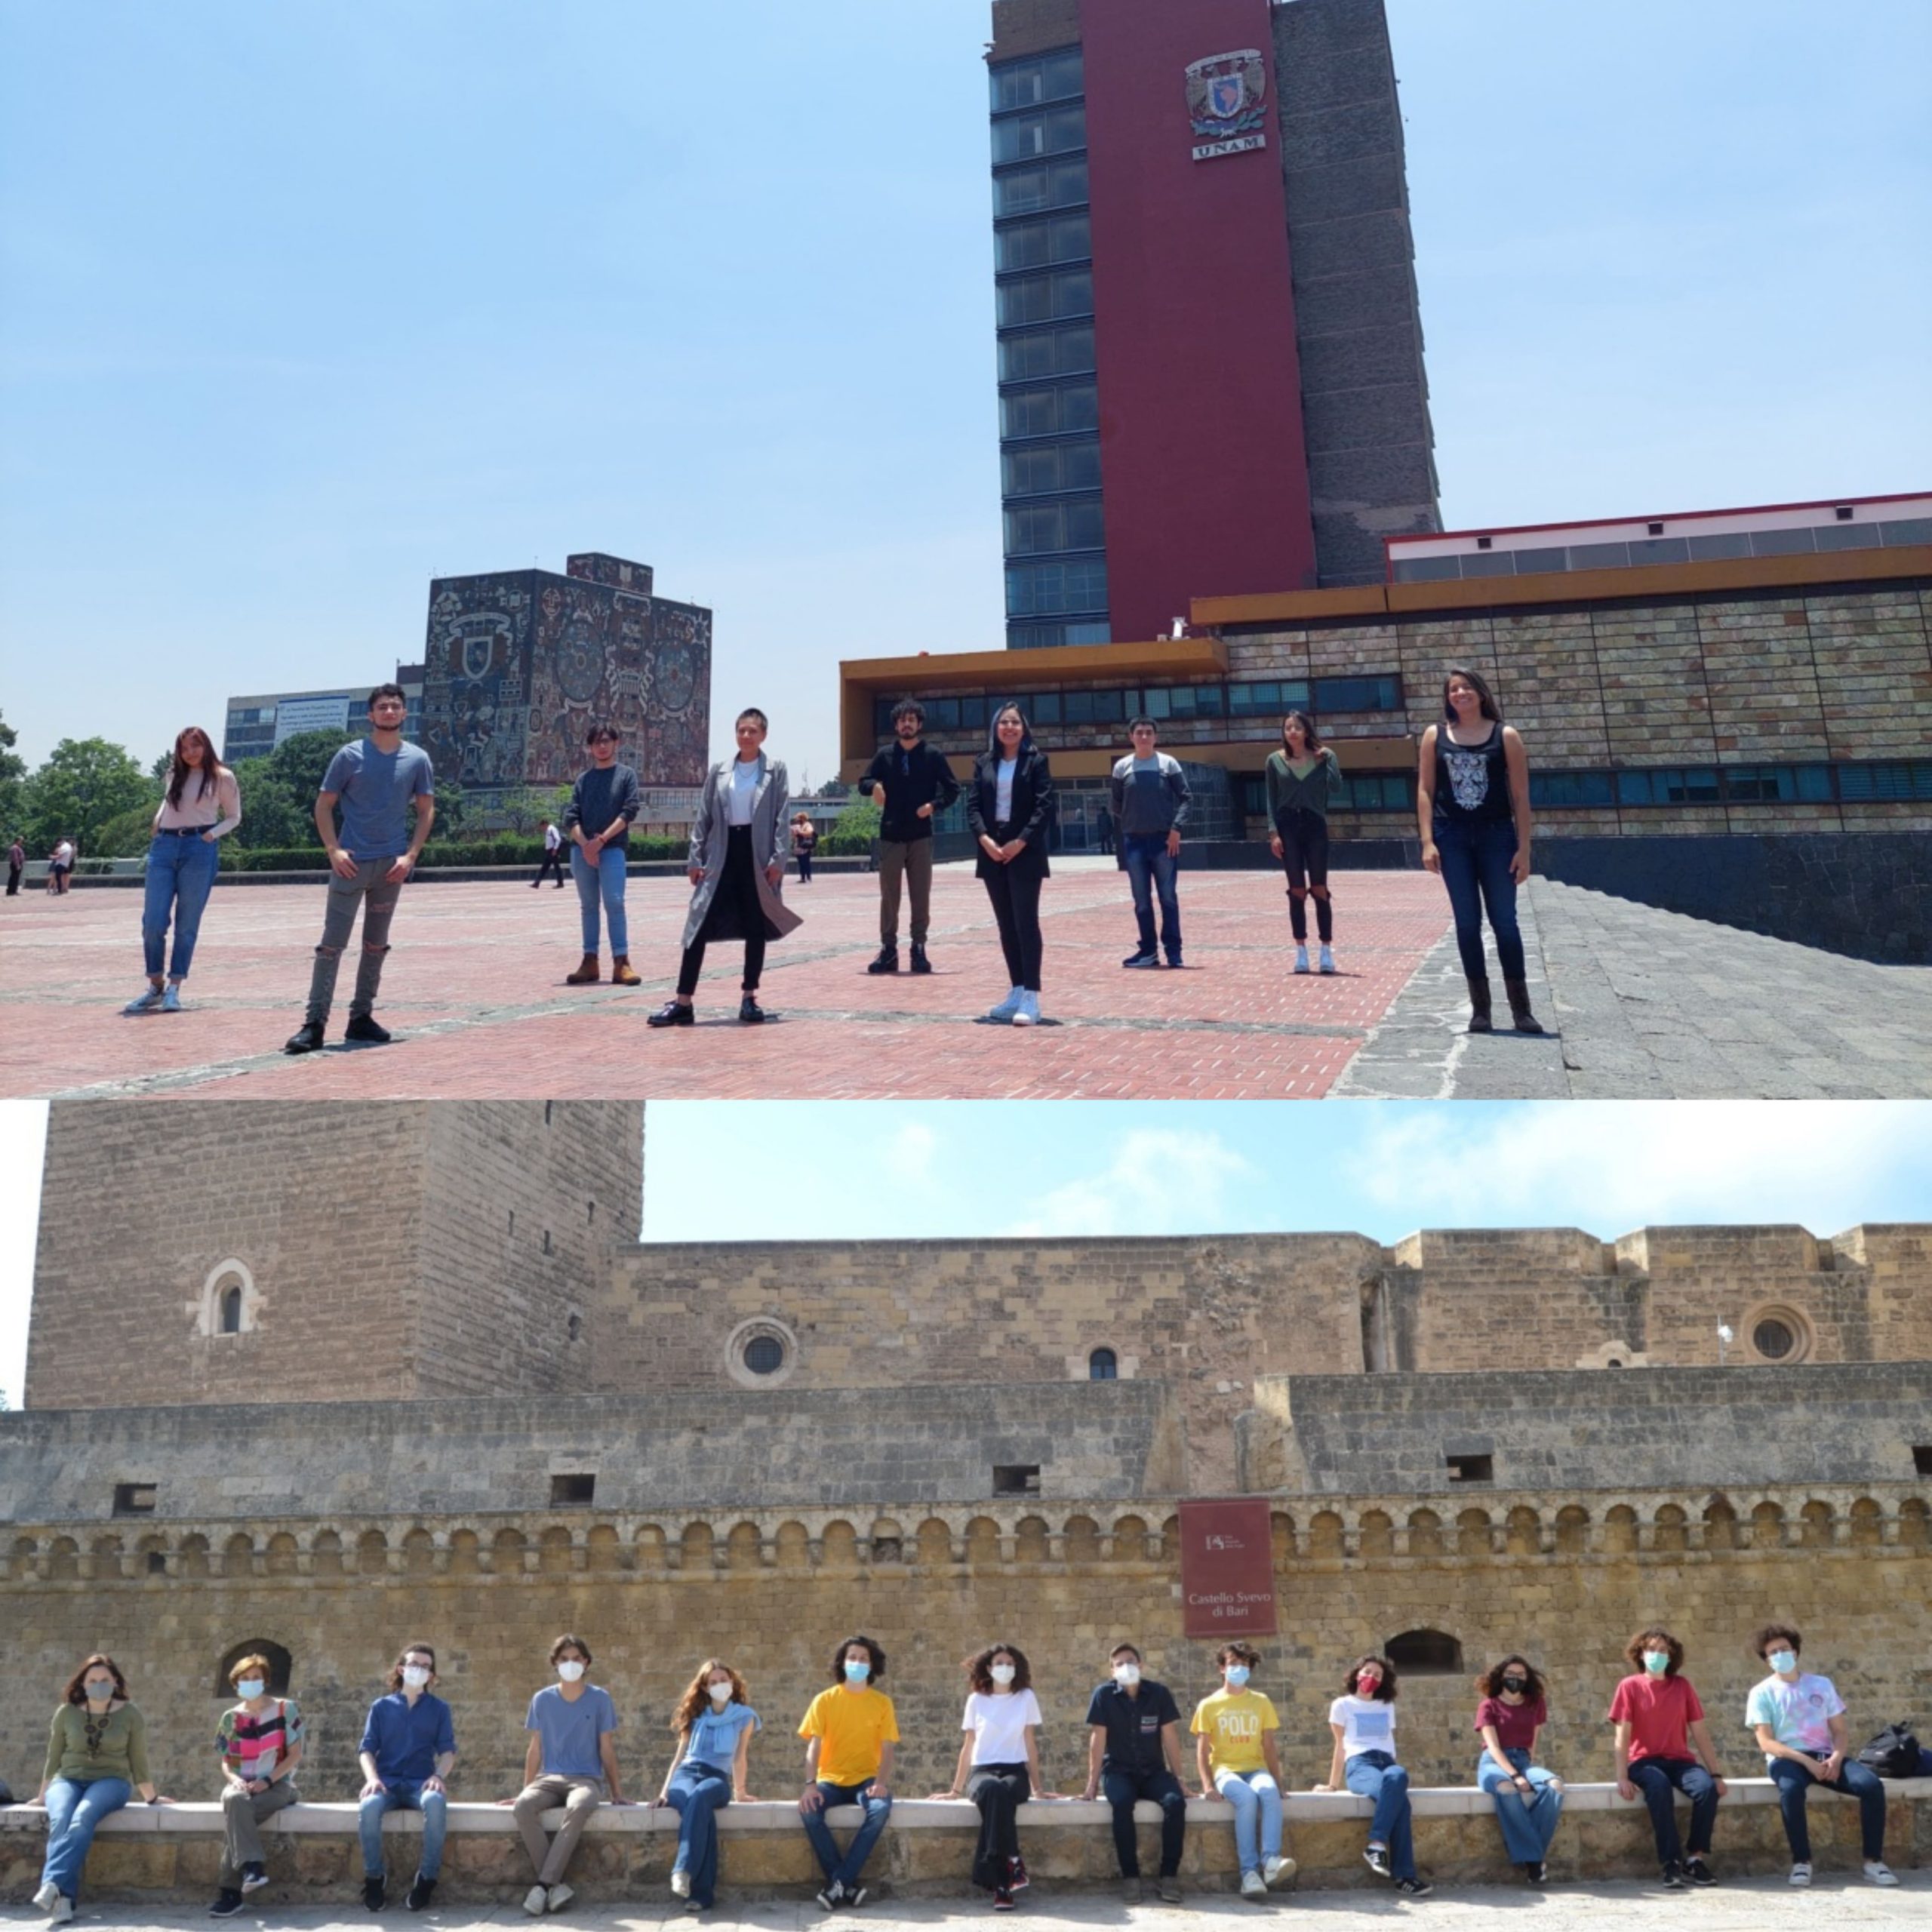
[344,1014,392,1045]
[284,1020,328,1054]
[1122,950,1159,969]
[1121,1878,1145,1903]
[1318,945,1334,974]
[1394,1877,1433,1898]
[672,1869,692,1898]
[738,995,766,1023]
[48,1902,72,1927]
[33,1881,61,1914]
[648,1000,695,1027]
[1788,1863,1812,1887]
[1165,953,1183,970]
[1263,1855,1296,1887]
[1524,1861,1546,1887]
[845,1887,870,1909]
[867,946,900,975]
[1683,1857,1715,1887]
[240,1861,269,1893]
[1364,1844,1391,1878]
[210,1892,245,1918]
[124,984,165,1014]
[983,986,1024,1023]
[525,1886,550,1916]
[1240,1870,1267,1900]
[1660,1863,1685,1890]
[1294,945,1309,974]
[406,1874,436,1911]
[546,1883,574,1912]
[1155,1878,1182,1904]
[1008,1857,1029,1893]
[816,1882,844,1912]
[1863,1862,1898,1887]
[909,944,932,974]
[364,1874,387,1911]
[1012,989,1041,1026]
[992,1887,1015,1911]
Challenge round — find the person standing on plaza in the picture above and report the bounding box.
[1317,1654,1432,1898]
[531,818,568,889]
[651,708,800,1026]
[1080,1641,1189,1903]
[859,699,960,974]
[283,684,435,1054]
[1607,1625,1727,1888]
[931,1641,1059,1911]
[356,1641,456,1913]
[1472,1653,1563,1886]
[207,1652,303,1918]
[1417,666,1543,1035]
[1745,1623,1897,1887]
[29,1654,171,1924]
[507,1634,626,1917]
[968,703,1055,1026]
[46,835,74,895]
[1266,712,1343,976]
[1110,718,1191,970]
[792,811,819,884]
[797,1634,898,1911]
[656,1657,761,1914]
[6,834,24,896]
[123,724,242,1015]
[562,722,642,987]
[1192,1641,1296,1899]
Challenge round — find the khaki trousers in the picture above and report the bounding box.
[877,838,935,946]
[513,1774,605,1884]
[218,1779,298,1887]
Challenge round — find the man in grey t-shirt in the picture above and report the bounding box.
[285,684,435,1054]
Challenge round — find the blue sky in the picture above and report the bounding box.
[5,1098,1932,1407]
[2,0,1927,781]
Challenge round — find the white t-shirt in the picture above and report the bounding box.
[1746,1672,1844,1759]
[1330,1694,1397,1759]
[728,760,759,826]
[995,758,1018,822]
[963,1688,1042,1766]
[544,824,561,850]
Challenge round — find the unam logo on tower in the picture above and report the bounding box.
[1186,48,1269,161]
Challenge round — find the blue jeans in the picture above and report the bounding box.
[1344,1752,1414,1881]
[142,832,221,980]
[800,1780,891,1890]
[1626,1756,1717,1867]
[1768,1753,1886,1862]
[1477,1749,1563,1864]
[1121,835,1181,958]
[571,844,629,955]
[1432,815,1525,981]
[667,1761,732,1906]
[1213,1767,1282,1874]
[358,1780,448,1879]
[41,1774,132,1902]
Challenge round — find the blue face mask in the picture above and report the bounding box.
[1642,1651,1671,1677]
[1767,1650,1798,1676]
[235,1680,266,1702]
[1225,1666,1251,1688]
[843,1659,870,1683]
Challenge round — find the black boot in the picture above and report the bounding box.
[344,1014,392,1044]
[1466,976,1494,1034]
[909,943,931,974]
[284,1019,328,1054]
[867,946,900,974]
[1504,979,1545,1034]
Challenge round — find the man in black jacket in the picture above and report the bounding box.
[858,699,961,974]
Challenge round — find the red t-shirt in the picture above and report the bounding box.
[1475,1695,1546,1754]
[1607,1673,1703,1763]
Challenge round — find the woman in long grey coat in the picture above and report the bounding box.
[650,709,802,1026]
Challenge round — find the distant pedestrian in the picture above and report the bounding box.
[859,698,960,974]
[563,724,641,987]
[792,812,818,884]
[6,835,23,896]
[1109,716,1189,970]
[531,819,568,889]
[1417,666,1543,1035]
[283,684,435,1055]
[1094,804,1114,855]
[650,708,801,1027]
[124,725,242,1016]
[47,837,75,895]
[1266,711,1343,976]
[968,703,1054,1026]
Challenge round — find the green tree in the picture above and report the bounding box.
[92,804,162,857]
[0,709,29,837]
[818,798,881,854]
[229,730,347,851]
[23,738,152,854]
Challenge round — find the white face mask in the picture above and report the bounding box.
[990,1663,1017,1686]
[401,1666,431,1690]
[1113,1663,1141,1687]
[235,1680,266,1702]
[557,1660,586,1683]
[708,1680,734,1703]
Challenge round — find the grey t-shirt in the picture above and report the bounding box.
[320,740,435,862]
[525,1683,618,1779]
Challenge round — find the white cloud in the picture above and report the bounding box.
[1003,1128,1257,1238]
[878,1120,938,1189]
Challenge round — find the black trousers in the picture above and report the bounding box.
[796,849,814,882]
[1102,1765,1187,1878]
[968,1762,1030,1890]
[533,844,567,886]
[678,826,768,996]
[1275,808,1332,942]
[982,856,1044,992]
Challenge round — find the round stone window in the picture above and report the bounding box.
[1752,1318,1795,1360]
[726,1316,799,1389]
[1742,1303,1812,1365]
[744,1335,784,1376]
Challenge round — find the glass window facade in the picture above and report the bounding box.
[992,44,1105,651]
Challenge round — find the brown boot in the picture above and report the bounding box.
[611,955,641,987]
[1504,978,1545,1034]
[1466,975,1494,1033]
[565,953,600,985]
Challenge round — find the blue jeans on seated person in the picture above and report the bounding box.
[143,832,221,980]
[41,1774,132,1902]
[1343,1751,1415,1881]
[1121,834,1181,960]
[1477,1748,1563,1864]
[801,1780,891,1891]
[1432,815,1525,981]
[571,843,629,955]
[358,1779,448,1879]
[1625,1755,1717,1867]
[1213,1767,1282,1874]
[1768,1752,1886,1863]
[666,1761,733,1906]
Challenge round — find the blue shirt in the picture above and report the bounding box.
[358,1690,456,1783]
[683,1701,760,1772]
[321,738,435,862]
[525,1684,619,1778]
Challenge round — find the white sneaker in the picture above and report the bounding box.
[546,1882,575,1912]
[1263,1855,1297,1887]
[1011,989,1040,1027]
[672,1869,692,1898]
[525,1884,550,1915]
[984,986,1024,1023]
[1293,945,1309,974]
[33,1881,60,1915]
[49,1900,72,1926]
[123,984,165,1014]
[1864,1861,1899,1886]
[1239,1869,1267,1899]
[1318,944,1334,974]
[1788,1862,1811,1886]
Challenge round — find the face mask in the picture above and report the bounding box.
[1224,1666,1251,1688]
[401,1666,431,1690]
[1355,1675,1380,1695]
[1767,1651,1798,1676]
[1113,1664,1140,1687]
[990,1663,1017,1686]
[84,1683,115,1703]
[708,1681,734,1703]
[1500,1677,1527,1696]
[235,1680,266,1701]
[1641,1651,1671,1677]
[843,1659,870,1683]
[557,1661,586,1683]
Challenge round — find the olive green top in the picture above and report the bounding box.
[1264,747,1343,823]
[45,1703,150,1787]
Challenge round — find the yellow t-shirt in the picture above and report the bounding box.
[1190,1687,1279,1777]
[798,1685,900,1788]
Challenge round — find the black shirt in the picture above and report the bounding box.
[1084,1679,1180,1774]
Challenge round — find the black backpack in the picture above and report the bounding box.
[1855,1721,1922,1778]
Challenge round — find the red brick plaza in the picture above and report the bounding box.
[0,862,1451,1100]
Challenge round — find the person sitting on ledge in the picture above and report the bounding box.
[1192,1640,1297,1899]
[1315,1653,1432,1899]
[798,1634,898,1911]
[1472,1651,1563,1887]
[657,1657,761,1914]
[1080,1641,1189,1905]
[1608,1624,1727,1889]
[357,1641,456,1913]
[208,1652,303,1918]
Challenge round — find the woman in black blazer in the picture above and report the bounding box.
[968,703,1055,1026]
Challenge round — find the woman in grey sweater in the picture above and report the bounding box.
[1265,712,1344,974]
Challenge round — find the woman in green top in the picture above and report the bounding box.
[30,1653,169,1921]
[1265,712,1344,975]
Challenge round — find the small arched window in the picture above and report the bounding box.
[1385,1628,1463,1677]
[1088,1348,1118,1381]
[220,1286,244,1334]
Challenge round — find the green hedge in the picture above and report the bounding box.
[221,835,687,872]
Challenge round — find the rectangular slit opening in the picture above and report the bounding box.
[992,1464,1041,1496]
[113,1484,158,1516]
[1445,1454,1494,1484]
[1912,1446,1932,1476]
[549,1473,596,1506]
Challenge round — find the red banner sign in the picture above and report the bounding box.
[1178,1497,1278,1637]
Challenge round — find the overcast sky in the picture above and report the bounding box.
[2,0,1927,783]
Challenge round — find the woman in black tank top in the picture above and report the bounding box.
[1416,668,1543,1035]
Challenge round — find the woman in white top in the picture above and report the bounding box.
[125,725,242,1014]
[1315,1654,1431,1897]
[931,1641,1057,1910]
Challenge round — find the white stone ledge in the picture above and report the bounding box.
[5,1779,1929,1836]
